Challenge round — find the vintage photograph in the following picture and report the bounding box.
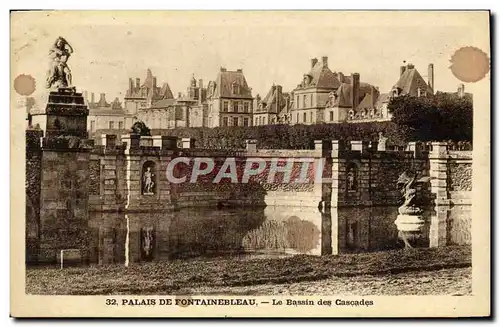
[11,10,490,317]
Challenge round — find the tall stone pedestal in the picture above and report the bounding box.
[33,87,92,264]
[44,87,88,139]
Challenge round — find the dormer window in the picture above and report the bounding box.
[232,82,240,95]
[303,74,312,86]
[348,110,354,120]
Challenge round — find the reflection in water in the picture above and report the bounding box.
[88,205,471,264]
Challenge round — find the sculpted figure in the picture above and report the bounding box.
[143,167,155,194]
[46,37,74,89]
[396,171,431,215]
[130,120,151,136]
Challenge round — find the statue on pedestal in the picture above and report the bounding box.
[46,36,74,89]
[395,170,431,249]
[130,120,151,136]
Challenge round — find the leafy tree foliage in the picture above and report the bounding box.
[388,93,473,142]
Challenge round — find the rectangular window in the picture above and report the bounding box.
[263,116,266,125]
[303,95,307,108]
[222,117,228,126]
[303,112,307,122]
[109,121,114,129]
[233,101,239,112]
[233,117,239,126]
[296,113,299,123]
[244,102,249,113]
[243,118,249,127]
[296,96,300,109]
[223,101,229,112]
[310,112,313,122]
[90,120,95,131]
[329,111,333,121]
[255,117,258,125]
[311,95,313,107]
[118,121,124,129]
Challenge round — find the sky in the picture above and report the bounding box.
[11,11,490,110]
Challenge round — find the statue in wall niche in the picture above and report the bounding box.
[347,171,355,191]
[46,36,74,89]
[143,166,155,195]
[378,132,388,148]
[346,163,358,191]
[130,120,151,136]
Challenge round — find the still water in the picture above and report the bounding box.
[88,205,471,264]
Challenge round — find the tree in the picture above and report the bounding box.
[388,93,473,142]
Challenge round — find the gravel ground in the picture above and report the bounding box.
[190,268,472,296]
[26,246,471,295]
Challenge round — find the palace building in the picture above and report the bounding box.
[206,68,254,127]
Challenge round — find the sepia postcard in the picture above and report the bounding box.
[10,10,490,318]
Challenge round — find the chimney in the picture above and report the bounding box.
[236,69,242,73]
[458,84,465,98]
[322,56,328,68]
[178,92,182,98]
[100,93,106,104]
[428,63,434,91]
[351,73,360,109]
[153,77,157,89]
[198,79,204,104]
[311,58,318,68]
[220,67,226,72]
[136,78,140,89]
[129,78,133,91]
[276,85,283,111]
[84,91,88,104]
[400,65,406,76]
[91,92,95,104]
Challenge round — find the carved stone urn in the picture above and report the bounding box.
[394,171,430,248]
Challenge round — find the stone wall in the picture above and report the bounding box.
[447,151,473,205]
[64,135,474,213]
[26,130,43,263]
[38,144,92,263]
[331,140,471,207]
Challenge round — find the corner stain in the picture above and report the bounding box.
[450,46,490,83]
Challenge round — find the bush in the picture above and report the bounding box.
[144,121,401,150]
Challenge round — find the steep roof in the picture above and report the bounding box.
[212,69,253,99]
[158,83,174,99]
[259,85,287,113]
[125,69,174,101]
[150,98,177,109]
[375,93,390,110]
[297,60,341,90]
[393,65,433,96]
[334,82,379,109]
